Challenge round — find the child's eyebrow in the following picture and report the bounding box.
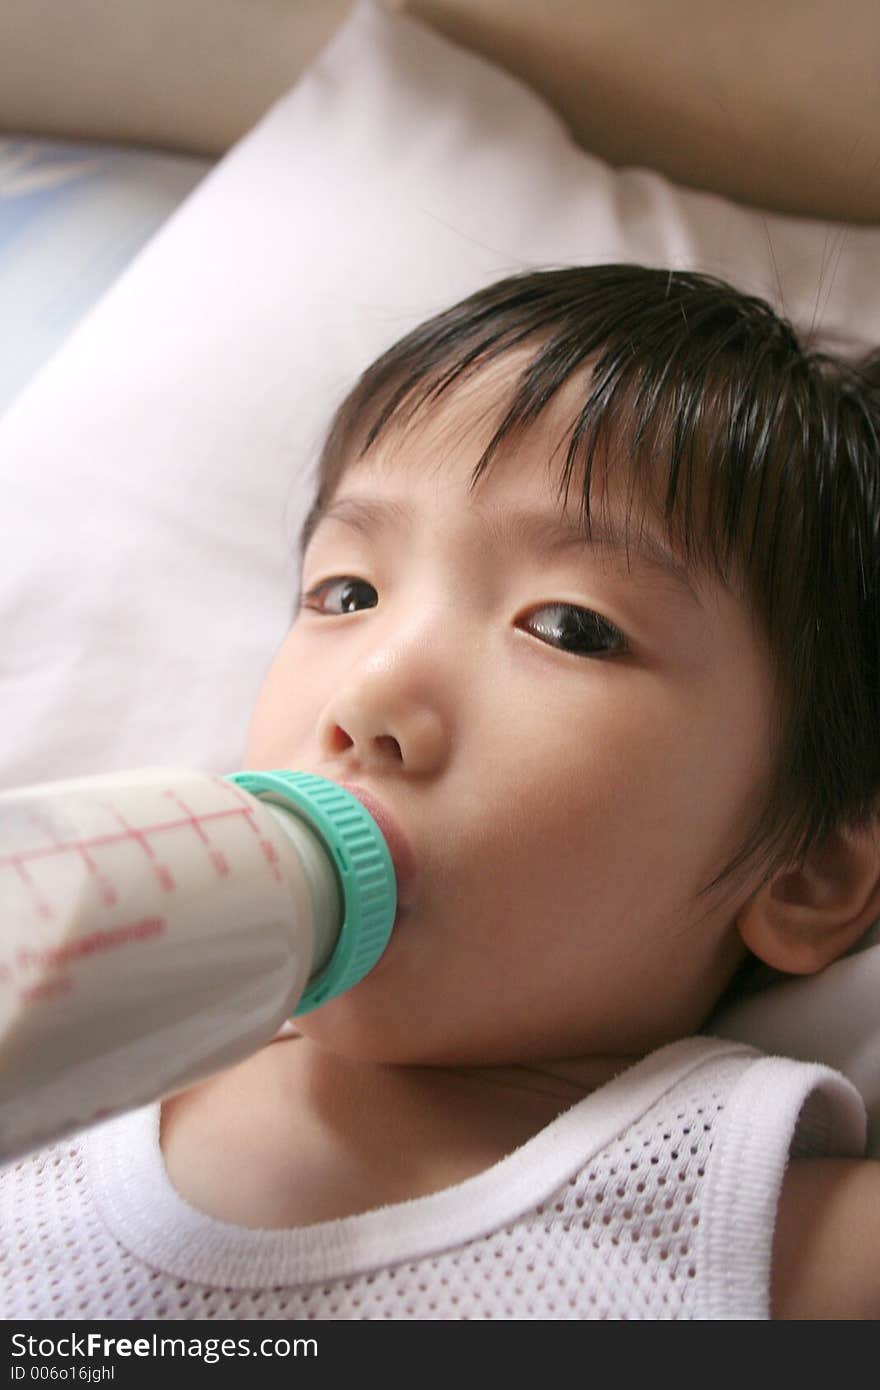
[316,495,702,605]
[482,504,702,604]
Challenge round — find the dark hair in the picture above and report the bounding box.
[303,265,880,897]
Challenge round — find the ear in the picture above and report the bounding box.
[736,821,880,975]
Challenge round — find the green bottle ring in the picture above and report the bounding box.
[225,770,397,1015]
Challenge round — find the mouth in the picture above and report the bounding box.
[335,782,419,913]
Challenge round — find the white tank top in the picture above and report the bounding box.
[0,1037,865,1319]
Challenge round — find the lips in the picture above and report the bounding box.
[335,782,419,911]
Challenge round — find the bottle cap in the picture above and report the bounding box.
[225,770,397,1015]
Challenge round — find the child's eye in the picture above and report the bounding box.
[520,603,628,657]
[301,576,379,615]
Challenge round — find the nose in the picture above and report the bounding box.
[317,656,451,777]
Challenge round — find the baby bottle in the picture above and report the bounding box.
[0,767,396,1162]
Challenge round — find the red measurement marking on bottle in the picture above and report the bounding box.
[108,805,177,893]
[20,974,73,1003]
[0,799,264,917]
[15,917,166,977]
[163,788,233,881]
[9,855,55,920]
[1,806,256,871]
[218,778,284,884]
[30,810,119,908]
[260,838,282,879]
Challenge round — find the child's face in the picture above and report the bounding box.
[244,377,777,1067]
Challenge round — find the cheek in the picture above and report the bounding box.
[468,660,770,905]
[242,638,322,765]
[434,693,662,941]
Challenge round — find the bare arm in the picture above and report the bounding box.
[0,0,350,157]
[773,1158,880,1319]
[405,1,880,224]
[0,1,878,223]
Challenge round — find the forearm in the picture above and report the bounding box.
[405,0,880,224]
[0,0,351,156]
[1,1,877,224]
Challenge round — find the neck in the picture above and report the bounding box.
[160,1036,637,1229]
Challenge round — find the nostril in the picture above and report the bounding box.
[375,735,403,761]
[329,725,354,753]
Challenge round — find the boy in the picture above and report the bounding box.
[3,265,879,1319]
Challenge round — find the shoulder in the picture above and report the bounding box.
[772,1157,880,1319]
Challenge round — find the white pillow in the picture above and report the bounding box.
[1,0,878,1149]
